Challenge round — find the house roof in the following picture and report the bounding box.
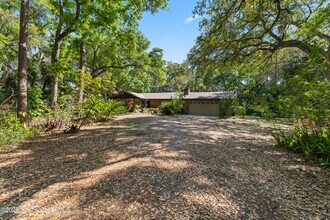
[126,91,147,100]
[183,92,235,100]
[113,91,235,100]
[143,92,176,100]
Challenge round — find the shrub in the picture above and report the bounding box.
[158,94,184,115]
[246,106,263,117]
[234,105,246,117]
[82,97,126,121]
[0,110,40,146]
[58,94,77,114]
[273,127,330,167]
[27,87,50,116]
[219,99,237,117]
[159,102,175,115]
[278,76,330,128]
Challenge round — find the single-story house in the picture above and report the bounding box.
[111,89,235,116]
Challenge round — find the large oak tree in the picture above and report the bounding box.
[190,0,329,78]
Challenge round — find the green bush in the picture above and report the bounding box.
[0,110,40,146]
[278,77,330,127]
[159,102,175,115]
[158,94,184,115]
[58,94,76,111]
[219,99,237,117]
[234,105,246,117]
[28,87,50,116]
[82,97,126,121]
[273,127,330,167]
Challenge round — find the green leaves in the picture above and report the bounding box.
[273,126,330,167]
[85,28,166,93]
[158,93,184,115]
[27,87,50,116]
[191,0,330,69]
[0,110,40,146]
[82,96,126,121]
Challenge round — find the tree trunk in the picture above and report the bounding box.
[78,42,86,103]
[17,0,30,124]
[50,39,61,107]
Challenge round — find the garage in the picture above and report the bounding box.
[188,101,220,116]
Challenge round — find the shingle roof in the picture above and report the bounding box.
[183,91,235,100]
[143,92,176,100]
[122,91,235,100]
[125,91,147,99]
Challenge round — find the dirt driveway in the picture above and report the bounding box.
[0,113,329,219]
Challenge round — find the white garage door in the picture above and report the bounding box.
[188,101,220,116]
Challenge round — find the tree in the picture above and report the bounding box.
[17,0,30,123]
[47,0,168,107]
[0,1,19,91]
[48,0,86,107]
[84,29,167,93]
[145,47,167,91]
[162,62,190,92]
[1,0,169,113]
[190,0,329,79]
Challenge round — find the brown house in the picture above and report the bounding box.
[111,89,235,116]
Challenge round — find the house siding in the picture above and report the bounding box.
[150,100,161,108]
[150,100,171,108]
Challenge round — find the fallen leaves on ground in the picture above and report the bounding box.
[0,113,329,219]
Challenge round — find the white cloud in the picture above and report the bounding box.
[184,15,201,24]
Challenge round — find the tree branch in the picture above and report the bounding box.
[277,40,312,55]
[268,30,282,42]
[58,0,82,42]
[261,0,281,39]
[0,90,16,106]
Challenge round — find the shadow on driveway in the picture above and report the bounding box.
[0,114,329,219]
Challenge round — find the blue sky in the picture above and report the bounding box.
[139,0,201,64]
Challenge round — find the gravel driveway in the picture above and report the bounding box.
[0,113,329,219]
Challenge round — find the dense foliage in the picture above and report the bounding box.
[0,0,168,108]
[27,87,50,117]
[0,0,169,145]
[273,126,330,167]
[82,97,126,121]
[0,111,39,145]
[187,0,329,165]
[191,0,329,71]
[158,94,184,115]
[218,99,247,118]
